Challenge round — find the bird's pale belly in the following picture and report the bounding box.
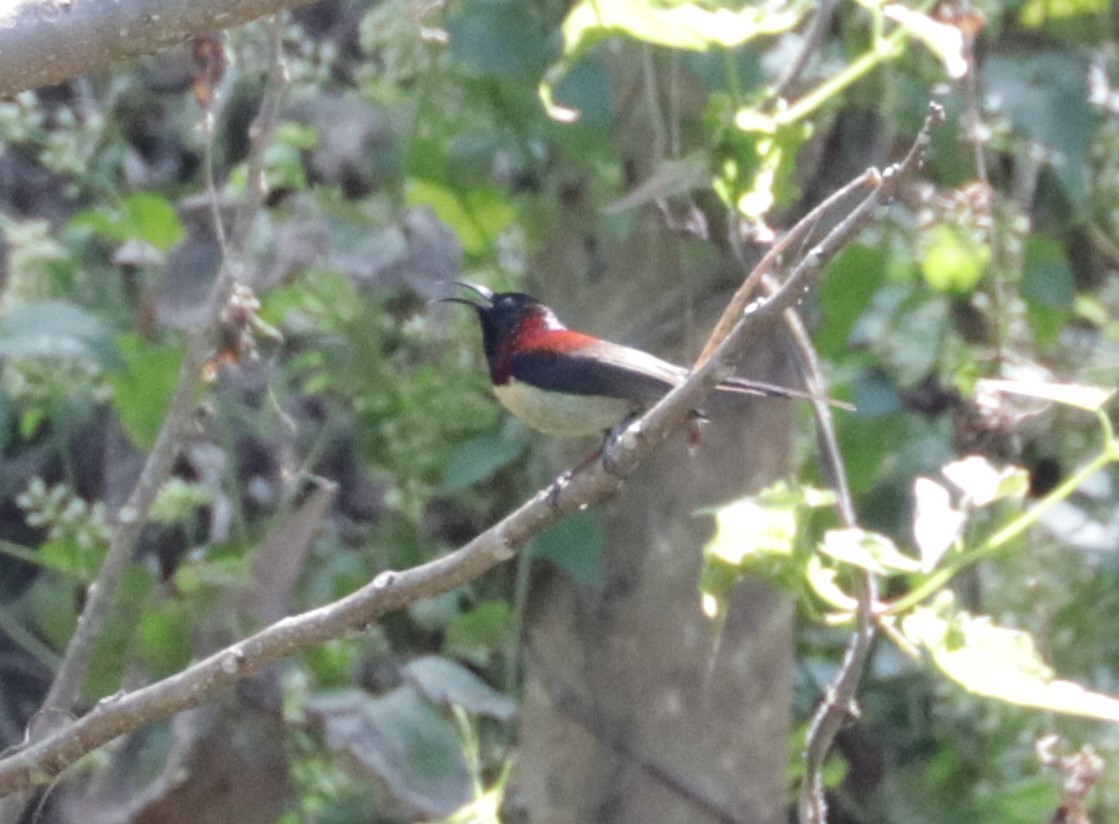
[494,379,636,436]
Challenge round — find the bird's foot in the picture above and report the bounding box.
[685,412,708,453]
[600,414,641,478]
[545,469,574,506]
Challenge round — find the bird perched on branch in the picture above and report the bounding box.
[437,281,846,438]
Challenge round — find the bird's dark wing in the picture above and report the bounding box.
[513,341,854,410]
[510,340,684,402]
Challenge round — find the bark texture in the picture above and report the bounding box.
[0,0,315,97]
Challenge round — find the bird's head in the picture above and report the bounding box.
[436,282,555,361]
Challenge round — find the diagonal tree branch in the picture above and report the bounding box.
[0,0,317,98]
[0,102,943,802]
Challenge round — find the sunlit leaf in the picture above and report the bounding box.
[941,455,1029,507]
[911,478,965,572]
[821,527,922,575]
[975,378,1115,412]
[903,593,1119,722]
[919,225,990,294]
[542,0,803,119]
[561,0,802,54]
[72,193,185,253]
[705,484,802,567]
[406,179,515,256]
[700,482,832,619]
[805,555,858,612]
[1020,0,1110,29]
[884,4,968,79]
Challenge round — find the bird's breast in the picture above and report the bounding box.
[494,379,635,437]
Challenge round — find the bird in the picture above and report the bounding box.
[437,281,847,438]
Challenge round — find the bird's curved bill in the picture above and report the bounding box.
[431,281,494,307]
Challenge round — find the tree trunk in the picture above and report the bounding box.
[505,55,797,820]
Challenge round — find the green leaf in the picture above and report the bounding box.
[440,433,526,490]
[19,408,44,440]
[1018,236,1074,359]
[820,527,922,575]
[912,477,965,572]
[443,601,514,666]
[981,53,1092,209]
[26,572,78,648]
[106,333,185,450]
[902,592,1119,722]
[974,378,1115,412]
[0,301,120,368]
[941,455,1030,507]
[561,0,802,54]
[531,509,604,586]
[405,655,516,720]
[700,482,833,619]
[732,123,810,219]
[137,599,192,675]
[405,179,515,256]
[919,225,990,295]
[1021,236,1075,310]
[542,0,803,119]
[1020,0,1109,26]
[38,537,105,581]
[705,484,801,567]
[817,244,889,359]
[306,687,472,818]
[447,0,550,78]
[72,193,185,253]
[122,193,186,252]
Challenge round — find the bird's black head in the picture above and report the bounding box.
[437,282,550,362]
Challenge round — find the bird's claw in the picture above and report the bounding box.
[601,415,640,478]
[545,469,574,506]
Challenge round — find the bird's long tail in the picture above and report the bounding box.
[717,376,854,411]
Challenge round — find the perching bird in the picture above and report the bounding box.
[438,281,844,437]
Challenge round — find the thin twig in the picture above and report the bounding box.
[798,572,875,824]
[781,271,868,824]
[795,103,947,824]
[35,13,288,741]
[0,28,288,821]
[0,102,943,802]
[770,0,840,101]
[759,272,856,525]
[695,168,878,368]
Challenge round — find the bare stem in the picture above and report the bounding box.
[23,14,288,787]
